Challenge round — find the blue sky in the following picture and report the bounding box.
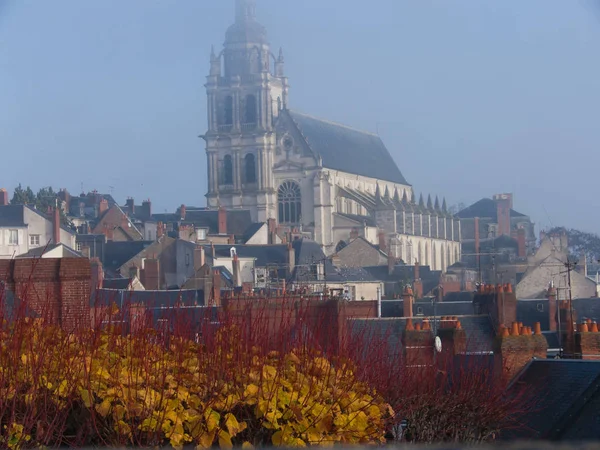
[1,0,599,232]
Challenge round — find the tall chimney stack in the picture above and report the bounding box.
[53,205,61,244]
[218,207,227,235]
[0,188,8,206]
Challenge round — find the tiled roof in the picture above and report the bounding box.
[286,110,409,185]
[455,198,526,220]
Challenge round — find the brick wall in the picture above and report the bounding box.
[0,258,91,330]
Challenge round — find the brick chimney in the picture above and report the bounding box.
[547,284,558,332]
[413,262,423,299]
[194,245,206,271]
[437,318,467,362]
[378,231,387,253]
[575,320,600,360]
[387,250,395,276]
[98,199,109,216]
[126,198,135,216]
[141,259,160,290]
[89,258,104,304]
[403,285,414,318]
[0,188,9,206]
[180,204,187,221]
[402,319,434,366]
[287,243,296,277]
[494,194,512,237]
[493,321,547,380]
[267,218,277,244]
[141,200,152,220]
[218,207,227,234]
[212,268,221,306]
[232,254,242,288]
[517,228,526,257]
[53,206,61,244]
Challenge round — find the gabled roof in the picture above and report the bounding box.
[455,198,526,220]
[285,110,409,185]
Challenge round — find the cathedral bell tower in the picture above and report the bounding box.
[204,0,288,222]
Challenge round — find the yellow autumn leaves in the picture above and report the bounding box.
[0,318,393,448]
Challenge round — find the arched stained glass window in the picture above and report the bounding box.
[278,181,301,224]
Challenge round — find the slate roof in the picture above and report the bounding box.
[0,205,27,226]
[505,360,600,440]
[572,297,600,323]
[102,241,154,271]
[335,213,377,227]
[517,299,550,330]
[364,265,442,296]
[182,209,252,237]
[241,222,265,243]
[455,198,526,220]
[102,278,133,290]
[349,315,495,354]
[94,288,207,308]
[286,110,409,185]
[16,243,83,259]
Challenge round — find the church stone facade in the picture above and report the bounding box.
[203,0,460,270]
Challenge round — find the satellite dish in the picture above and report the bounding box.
[434,336,442,353]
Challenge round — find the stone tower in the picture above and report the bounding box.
[204,0,288,222]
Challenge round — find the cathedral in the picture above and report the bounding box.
[203,0,461,270]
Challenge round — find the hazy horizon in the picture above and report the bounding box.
[1,0,599,233]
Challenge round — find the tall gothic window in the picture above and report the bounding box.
[244,153,256,184]
[244,94,257,124]
[278,181,301,224]
[223,96,234,127]
[223,155,233,185]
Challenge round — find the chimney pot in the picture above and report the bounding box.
[591,322,599,333]
[405,318,414,331]
[511,322,520,336]
[534,322,542,335]
[414,322,422,331]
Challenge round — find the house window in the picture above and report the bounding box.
[196,228,207,241]
[30,235,40,247]
[278,181,302,224]
[244,153,256,184]
[9,230,18,245]
[223,155,233,185]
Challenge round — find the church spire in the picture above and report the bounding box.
[235,0,256,22]
[434,195,440,211]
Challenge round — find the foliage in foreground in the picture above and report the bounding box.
[0,317,392,449]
